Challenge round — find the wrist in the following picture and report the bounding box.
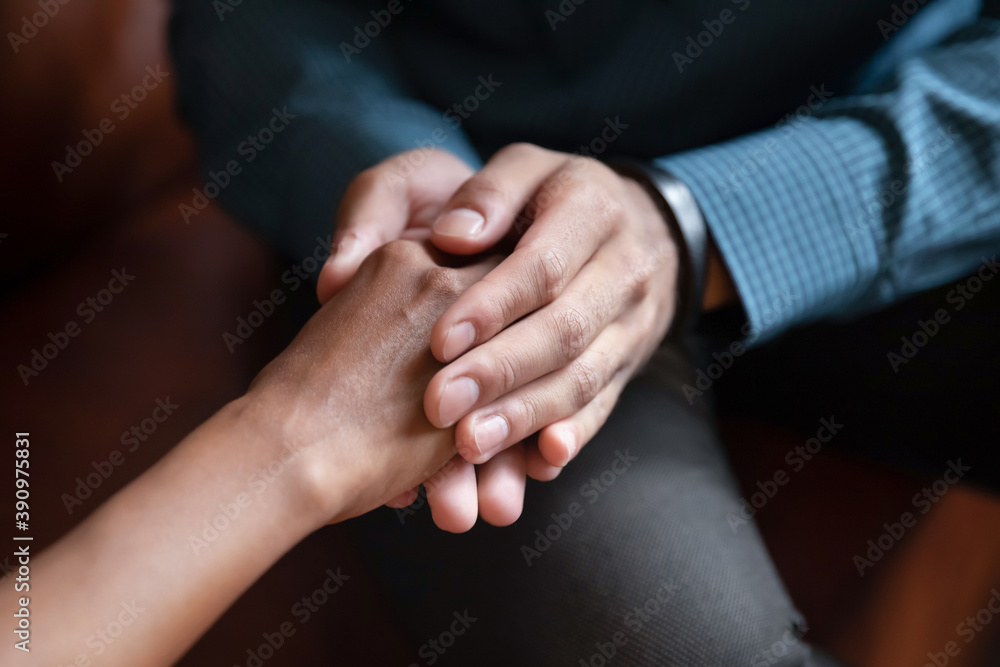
[610,160,706,335]
[221,394,348,532]
[702,240,738,310]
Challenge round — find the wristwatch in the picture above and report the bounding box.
[608,160,709,336]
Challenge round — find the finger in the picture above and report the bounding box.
[317,152,473,303]
[430,143,566,255]
[536,300,660,467]
[385,487,419,509]
[424,454,478,533]
[454,322,632,464]
[425,241,630,428]
[525,442,563,482]
[475,442,526,526]
[430,162,622,363]
[537,370,629,468]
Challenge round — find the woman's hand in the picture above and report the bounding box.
[249,239,497,525]
[21,241,497,667]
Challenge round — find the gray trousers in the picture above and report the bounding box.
[350,356,822,666]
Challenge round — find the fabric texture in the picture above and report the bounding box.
[349,367,818,666]
[171,0,1000,343]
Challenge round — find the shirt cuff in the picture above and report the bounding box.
[655,118,884,344]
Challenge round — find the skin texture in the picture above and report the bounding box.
[2,242,496,666]
[317,144,682,532]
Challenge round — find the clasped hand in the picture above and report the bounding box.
[315,144,679,532]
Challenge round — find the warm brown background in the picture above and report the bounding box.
[1,1,999,664]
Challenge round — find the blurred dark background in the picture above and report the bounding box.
[1,1,999,665]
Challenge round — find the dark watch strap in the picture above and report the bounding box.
[608,160,709,335]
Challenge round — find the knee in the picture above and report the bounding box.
[567,573,812,666]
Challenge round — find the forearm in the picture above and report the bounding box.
[8,399,321,666]
[658,16,1000,342]
[0,240,486,665]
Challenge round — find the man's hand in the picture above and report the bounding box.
[315,145,679,534]
[423,143,678,469]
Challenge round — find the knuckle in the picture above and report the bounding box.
[481,297,510,336]
[514,392,543,431]
[623,249,653,297]
[478,267,532,331]
[419,266,464,299]
[365,240,429,285]
[471,279,514,335]
[349,167,382,196]
[493,352,521,395]
[497,142,545,162]
[535,248,570,300]
[372,239,419,265]
[553,305,592,359]
[455,174,507,215]
[569,357,603,407]
[589,183,625,230]
[579,156,608,180]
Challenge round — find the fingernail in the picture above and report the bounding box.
[329,234,360,266]
[432,208,485,237]
[474,414,509,459]
[438,376,479,427]
[442,322,476,361]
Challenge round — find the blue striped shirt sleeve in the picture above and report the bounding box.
[657,18,1000,343]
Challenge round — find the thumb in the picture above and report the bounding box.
[317,150,476,305]
[317,170,410,305]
